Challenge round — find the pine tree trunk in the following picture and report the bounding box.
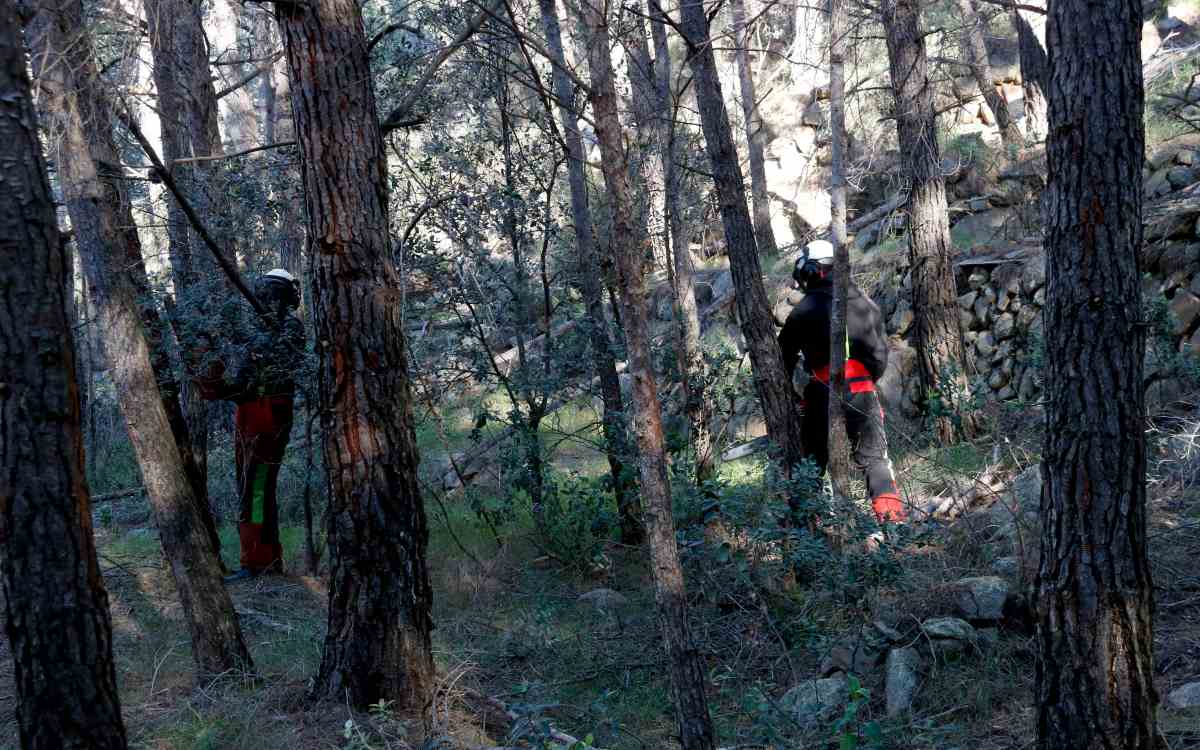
[956,0,1022,149]
[536,0,642,541]
[276,0,435,711]
[650,0,715,480]
[0,14,128,746]
[731,0,779,257]
[140,0,227,560]
[582,6,716,748]
[677,0,804,471]
[882,0,979,443]
[1012,0,1049,144]
[1034,0,1157,744]
[827,0,853,500]
[26,0,253,679]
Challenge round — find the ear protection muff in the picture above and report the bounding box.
[793,240,834,289]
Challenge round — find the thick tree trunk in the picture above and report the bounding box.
[625,8,669,268]
[882,0,979,443]
[1012,0,1049,144]
[276,0,435,711]
[143,0,224,534]
[677,0,804,471]
[0,14,128,746]
[731,0,779,256]
[649,0,714,480]
[582,6,716,748]
[1034,0,1157,745]
[536,0,642,541]
[956,0,1022,148]
[827,0,853,500]
[26,0,253,679]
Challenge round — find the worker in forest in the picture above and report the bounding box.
[777,240,904,524]
[191,268,305,582]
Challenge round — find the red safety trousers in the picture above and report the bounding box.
[233,394,294,574]
[806,360,904,523]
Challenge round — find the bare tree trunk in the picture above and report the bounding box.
[1034,0,1157,744]
[677,0,804,472]
[0,14,128,746]
[955,0,1022,149]
[536,0,642,541]
[27,0,253,680]
[582,4,716,747]
[649,0,715,480]
[731,0,778,256]
[276,0,435,711]
[827,0,852,500]
[143,0,226,564]
[882,0,979,443]
[1012,0,1049,144]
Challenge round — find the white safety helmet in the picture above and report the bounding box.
[257,268,301,310]
[793,240,834,288]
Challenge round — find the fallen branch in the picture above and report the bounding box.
[92,487,146,504]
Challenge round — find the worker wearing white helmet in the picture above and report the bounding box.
[778,241,904,523]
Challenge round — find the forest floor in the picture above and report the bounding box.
[3,392,1200,749]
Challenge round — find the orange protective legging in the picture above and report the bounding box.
[233,395,293,573]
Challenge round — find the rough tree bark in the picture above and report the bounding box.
[0,11,127,746]
[582,4,716,747]
[882,0,979,443]
[827,0,853,500]
[649,0,715,480]
[955,0,1022,149]
[1011,0,1048,144]
[1034,0,1157,744]
[26,0,253,679]
[731,0,779,256]
[275,0,435,710]
[536,0,642,540]
[143,0,226,561]
[677,0,804,471]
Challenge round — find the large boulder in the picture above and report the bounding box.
[921,617,977,656]
[1168,290,1200,336]
[885,647,922,717]
[954,576,1010,621]
[1167,681,1200,709]
[994,312,1016,341]
[781,674,848,723]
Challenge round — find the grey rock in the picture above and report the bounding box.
[968,268,990,289]
[801,98,826,128]
[1168,166,1197,190]
[874,621,903,643]
[1178,149,1196,166]
[961,309,977,334]
[1009,464,1043,511]
[973,295,992,326]
[782,674,848,723]
[976,331,996,359]
[952,209,1012,246]
[1018,369,1039,401]
[885,647,921,717]
[1017,256,1046,292]
[820,641,881,676]
[1034,287,1046,306]
[995,292,1011,313]
[1167,681,1200,709]
[1192,273,1200,297]
[996,385,1016,400]
[992,556,1020,576]
[954,576,1010,620]
[890,299,914,336]
[578,588,629,609]
[1168,290,1200,337]
[988,369,1011,391]
[922,616,976,642]
[1017,304,1039,330]
[994,313,1016,340]
[968,196,991,212]
[958,290,979,311]
[1145,169,1173,198]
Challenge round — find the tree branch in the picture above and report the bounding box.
[380,0,505,133]
[116,106,267,317]
[214,51,282,100]
[170,140,297,164]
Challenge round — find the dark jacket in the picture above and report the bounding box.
[228,311,306,401]
[777,278,889,382]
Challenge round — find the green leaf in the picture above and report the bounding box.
[840,733,858,750]
[864,721,884,745]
